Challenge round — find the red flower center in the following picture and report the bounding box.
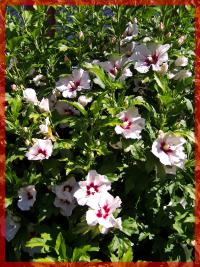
[27,191,33,200]
[69,80,81,91]
[121,117,132,129]
[109,63,120,76]
[61,199,70,204]
[64,108,74,115]
[37,148,47,157]
[145,54,159,66]
[160,141,173,154]
[63,185,72,192]
[96,205,110,219]
[86,182,99,196]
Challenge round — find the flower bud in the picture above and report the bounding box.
[78,95,92,107]
[23,127,28,133]
[157,63,168,74]
[175,56,188,67]
[178,35,186,45]
[11,84,17,91]
[25,140,31,146]
[166,32,171,38]
[79,31,84,40]
[173,70,192,80]
[159,22,164,31]
[143,37,152,43]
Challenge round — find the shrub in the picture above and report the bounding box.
[5,5,194,262]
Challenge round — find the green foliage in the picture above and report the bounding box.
[5,5,194,262]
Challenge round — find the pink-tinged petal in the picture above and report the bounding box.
[115,125,124,135]
[72,68,84,81]
[159,151,172,165]
[110,196,122,212]
[80,71,91,89]
[152,63,163,72]
[62,89,77,98]
[86,209,98,226]
[98,61,113,73]
[73,188,88,206]
[60,202,76,217]
[98,216,115,229]
[156,44,170,56]
[133,44,151,60]
[86,194,102,209]
[56,77,71,91]
[134,61,150,73]
[125,108,139,120]
[87,170,98,184]
[99,226,109,234]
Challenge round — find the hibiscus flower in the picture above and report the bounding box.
[73,170,111,207]
[132,43,170,73]
[151,131,187,168]
[96,56,132,81]
[17,185,37,211]
[86,192,122,234]
[56,68,91,98]
[115,107,145,139]
[26,139,53,160]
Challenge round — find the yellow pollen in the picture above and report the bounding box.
[163,144,170,151]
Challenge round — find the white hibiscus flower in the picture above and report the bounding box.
[86,192,122,234]
[25,139,53,160]
[151,131,187,168]
[73,170,111,207]
[54,198,77,217]
[132,43,170,73]
[52,177,78,203]
[17,185,37,211]
[115,107,145,139]
[97,56,132,81]
[56,69,91,98]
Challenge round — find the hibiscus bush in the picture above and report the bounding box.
[5,5,195,262]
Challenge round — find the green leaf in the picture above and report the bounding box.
[55,232,67,260]
[154,73,168,93]
[72,245,99,262]
[126,96,153,112]
[62,100,88,117]
[34,257,56,262]
[25,233,52,253]
[109,235,133,260]
[122,217,139,236]
[83,63,107,88]
[5,198,13,208]
[121,247,133,262]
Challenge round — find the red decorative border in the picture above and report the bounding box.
[0,0,199,266]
